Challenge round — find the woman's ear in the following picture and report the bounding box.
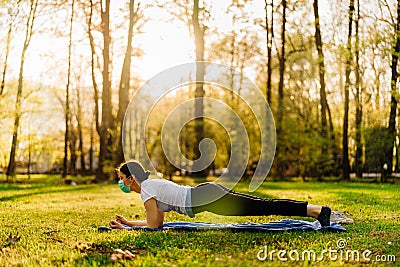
[130,174,138,183]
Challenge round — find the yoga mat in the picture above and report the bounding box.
[98,219,346,232]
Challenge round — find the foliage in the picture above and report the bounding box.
[0,0,398,178]
[364,127,393,172]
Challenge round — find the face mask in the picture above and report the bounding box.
[118,180,131,193]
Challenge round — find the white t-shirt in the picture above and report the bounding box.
[140,179,192,216]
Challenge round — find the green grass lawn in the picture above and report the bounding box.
[0,175,398,266]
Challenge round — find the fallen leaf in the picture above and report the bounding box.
[124,250,135,260]
[113,248,125,254]
[111,248,136,262]
[6,233,20,244]
[111,253,119,262]
[1,247,10,253]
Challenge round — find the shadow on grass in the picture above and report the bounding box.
[0,174,96,186]
[330,182,400,191]
[73,235,149,266]
[74,227,344,265]
[333,190,398,208]
[0,186,89,202]
[249,181,400,193]
[0,183,50,191]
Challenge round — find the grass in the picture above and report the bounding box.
[0,175,398,266]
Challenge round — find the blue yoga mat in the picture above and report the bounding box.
[98,219,346,232]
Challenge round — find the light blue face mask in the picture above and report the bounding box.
[118,180,131,193]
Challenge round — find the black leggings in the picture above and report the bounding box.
[191,182,308,217]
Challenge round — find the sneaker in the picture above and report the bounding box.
[317,206,331,226]
[330,211,354,224]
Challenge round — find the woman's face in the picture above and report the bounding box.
[118,172,134,186]
[118,171,141,193]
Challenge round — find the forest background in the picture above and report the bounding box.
[0,0,399,183]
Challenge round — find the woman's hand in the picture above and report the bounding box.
[114,214,148,227]
[115,214,129,225]
[109,220,124,229]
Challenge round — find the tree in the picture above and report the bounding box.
[160,0,211,176]
[354,0,363,178]
[276,0,286,137]
[313,0,329,157]
[75,78,86,175]
[342,0,354,181]
[87,0,100,176]
[274,0,287,177]
[208,1,263,178]
[192,0,207,177]
[7,0,39,177]
[1,3,18,96]
[88,0,114,182]
[386,0,400,180]
[62,0,75,178]
[364,127,391,174]
[265,0,274,104]
[116,0,141,165]
[68,120,78,176]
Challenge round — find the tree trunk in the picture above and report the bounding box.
[396,137,399,172]
[89,122,94,175]
[354,0,363,178]
[313,0,328,157]
[342,0,354,181]
[192,0,207,177]
[265,0,274,104]
[1,7,14,96]
[387,0,400,180]
[6,0,38,177]
[69,125,77,176]
[275,0,286,178]
[63,0,75,178]
[95,0,113,182]
[88,0,99,177]
[27,119,32,179]
[76,84,86,175]
[277,0,286,138]
[116,0,136,165]
[229,24,236,100]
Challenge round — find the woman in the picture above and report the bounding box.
[109,160,331,229]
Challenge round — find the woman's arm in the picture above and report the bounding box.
[144,198,164,228]
[126,220,147,227]
[113,199,165,229]
[115,214,146,227]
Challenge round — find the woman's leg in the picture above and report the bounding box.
[191,182,308,217]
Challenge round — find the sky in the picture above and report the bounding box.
[1,0,336,89]
[0,0,339,139]
[1,0,356,141]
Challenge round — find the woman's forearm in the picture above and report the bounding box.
[126,220,147,227]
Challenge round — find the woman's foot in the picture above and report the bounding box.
[307,204,332,226]
[317,206,331,226]
[330,210,354,224]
